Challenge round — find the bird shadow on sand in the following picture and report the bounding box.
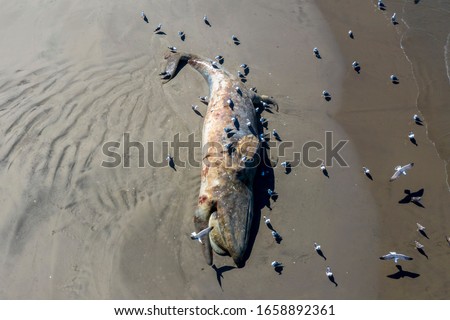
[316,249,327,260]
[322,168,329,178]
[387,265,420,279]
[211,264,236,290]
[155,31,167,35]
[419,229,429,239]
[417,247,429,259]
[409,137,418,146]
[327,275,338,287]
[193,109,203,118]
[168,158,176,171]
[274,265,284,275]
[398,188,424,208]
[414,0,420,4]
[365,172,373,181]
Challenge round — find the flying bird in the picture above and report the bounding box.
[190,226,213,243]
[379,252,413,264]
[389,163,414,181]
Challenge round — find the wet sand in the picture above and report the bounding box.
[0,0,448,299]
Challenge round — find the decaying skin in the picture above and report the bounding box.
[161,51,277,267]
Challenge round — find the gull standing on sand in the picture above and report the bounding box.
[141,11,148,23]
[313,47,320,56]
[154,23,162,33]
[168,46,177,53]
[263,216,273,229]
[348,30,354,38]
[389,163,414,181]
[390,74,399,83]
[391,13,397,24]
[271,261,283,268]
[414,240,424,249]
[232,35,239,42]
[314,242,321,252]
[191,105,198,112]
[377,0,385,10]
[203,15,211,26]
[320,163,326,172]
[272,231,282,242]
[413,114,423,123]
[416,223,426,232]
[190,226,213,243]
[199,96,208,104]
[272,129,281,141]
[325,266,333,278]
[322,90,331,100]
[379,252,413,264]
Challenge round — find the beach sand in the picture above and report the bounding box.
[0,0,448,299]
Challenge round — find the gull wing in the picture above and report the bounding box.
[401,163,414,171]
[389,170,402,182]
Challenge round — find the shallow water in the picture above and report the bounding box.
[396,0,450,188]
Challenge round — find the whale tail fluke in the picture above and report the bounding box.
[161,51,190,83]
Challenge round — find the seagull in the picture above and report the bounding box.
[416,223,426,232]
[168,46,177,53]
[190,226,213,243]
[232,35,239,42]
[215,55,224,63]
[224,127,233,133]
[378,0,385,9]
[211,61,219,69]
[390,74,399,83]
[389,163,414,181]
[231,117,239,129]
[263,216,273,229]
[313,47,319,56]
[322,90,331,99]
[240,63,248,69]
[320,163,326,172]
[379,252,413,264]
[352,61,360,69]
[348,30,354,38]
[227,98,233,108]
[191,105,198,111]
[272,129,281,141]
[250,87,257,93]
[413,114,422,122]
[267,189,278,198]
[414,240,424,249]
[199,96,208,103]
[391,13,397,24]
[363,167,370,174]
[408,131,415,139]
[246,119,252,127]
[178,31,185,38]
[203,15,211,26]
[235,86,242,95]
[259,133,267,142]
[325,266,333,278]
[411,196,423,206]
[237,71,245,78]
[314,242,321,252]
[272,231,282,241]
[260,117,267,125]
[141,11,148,23]
[154,23,162,33]
[271,261,283,268]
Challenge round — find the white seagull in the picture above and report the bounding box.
[416,223,426,232]
[314,242,321,252]
[379,252,413,264]
[413,114,422,122]
[325,266,333,277]
[154,23,162,33]
[190,226,213,243]
[389,163,414,181]
[415,240,424,249]
[271,261,283,268]
[391,13,397,24]
[322,90,331,99]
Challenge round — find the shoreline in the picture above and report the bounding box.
[317,0,450,299]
